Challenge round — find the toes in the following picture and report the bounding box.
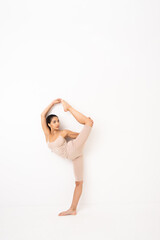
[58,211,66,216]
[58,212,64,216]
[58,209,76,216]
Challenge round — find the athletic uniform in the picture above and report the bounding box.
[47,124,92,181]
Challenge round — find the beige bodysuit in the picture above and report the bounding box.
[47,124,92,181]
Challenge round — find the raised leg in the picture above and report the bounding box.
[61,99,94,125]
[69,106,88,124]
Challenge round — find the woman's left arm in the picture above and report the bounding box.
[41,98,62,116]
[65,130,79,139]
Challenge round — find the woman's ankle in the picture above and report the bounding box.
[70,206,76,211]
[68,105,72,111]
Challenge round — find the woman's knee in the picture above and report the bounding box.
[85,117,94,127]
[75,180,83,186]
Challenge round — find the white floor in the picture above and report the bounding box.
[0,203,160,240]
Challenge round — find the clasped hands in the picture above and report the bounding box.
[53,98,62,104]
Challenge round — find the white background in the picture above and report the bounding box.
[0,0,160,239]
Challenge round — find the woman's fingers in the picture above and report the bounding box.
[53,98,62,104]
[56,98,61,102]
[56,98,62,102]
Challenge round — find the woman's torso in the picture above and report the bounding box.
[46,131,69,158]
[46,130,83,160]
[46,130,66,143]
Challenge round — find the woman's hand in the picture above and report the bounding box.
[53,98,62,104]
[41,98,62,116]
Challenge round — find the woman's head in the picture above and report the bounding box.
[46,114,60,132]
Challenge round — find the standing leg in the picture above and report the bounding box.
[58,155,84,216]
[70,181,83,210]
[61,99,94,125]
[58,181,83,216]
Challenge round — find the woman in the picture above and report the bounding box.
[41,98,94,216]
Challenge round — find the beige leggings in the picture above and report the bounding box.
[66,124,92,181]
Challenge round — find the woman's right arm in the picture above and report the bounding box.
[41,115,50,136]
[40,98,61,117]
[40,98,62,136]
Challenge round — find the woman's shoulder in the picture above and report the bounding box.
[60,129,68,138]
[45,129,67,143]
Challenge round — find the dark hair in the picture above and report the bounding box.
[46,114,59,131]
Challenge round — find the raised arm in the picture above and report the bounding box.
[40,98,62,116]
[41,98,62,137]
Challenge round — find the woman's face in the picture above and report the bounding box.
[48,117,60,130]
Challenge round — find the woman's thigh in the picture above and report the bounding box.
[72,124,92,150]
[72,155,84,181]
[66,124,92,159]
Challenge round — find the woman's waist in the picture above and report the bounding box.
[66,141,83,160]
[49,144,68,157]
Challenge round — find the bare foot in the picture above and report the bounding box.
[58,208,77,216]
[61,99,72,112]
